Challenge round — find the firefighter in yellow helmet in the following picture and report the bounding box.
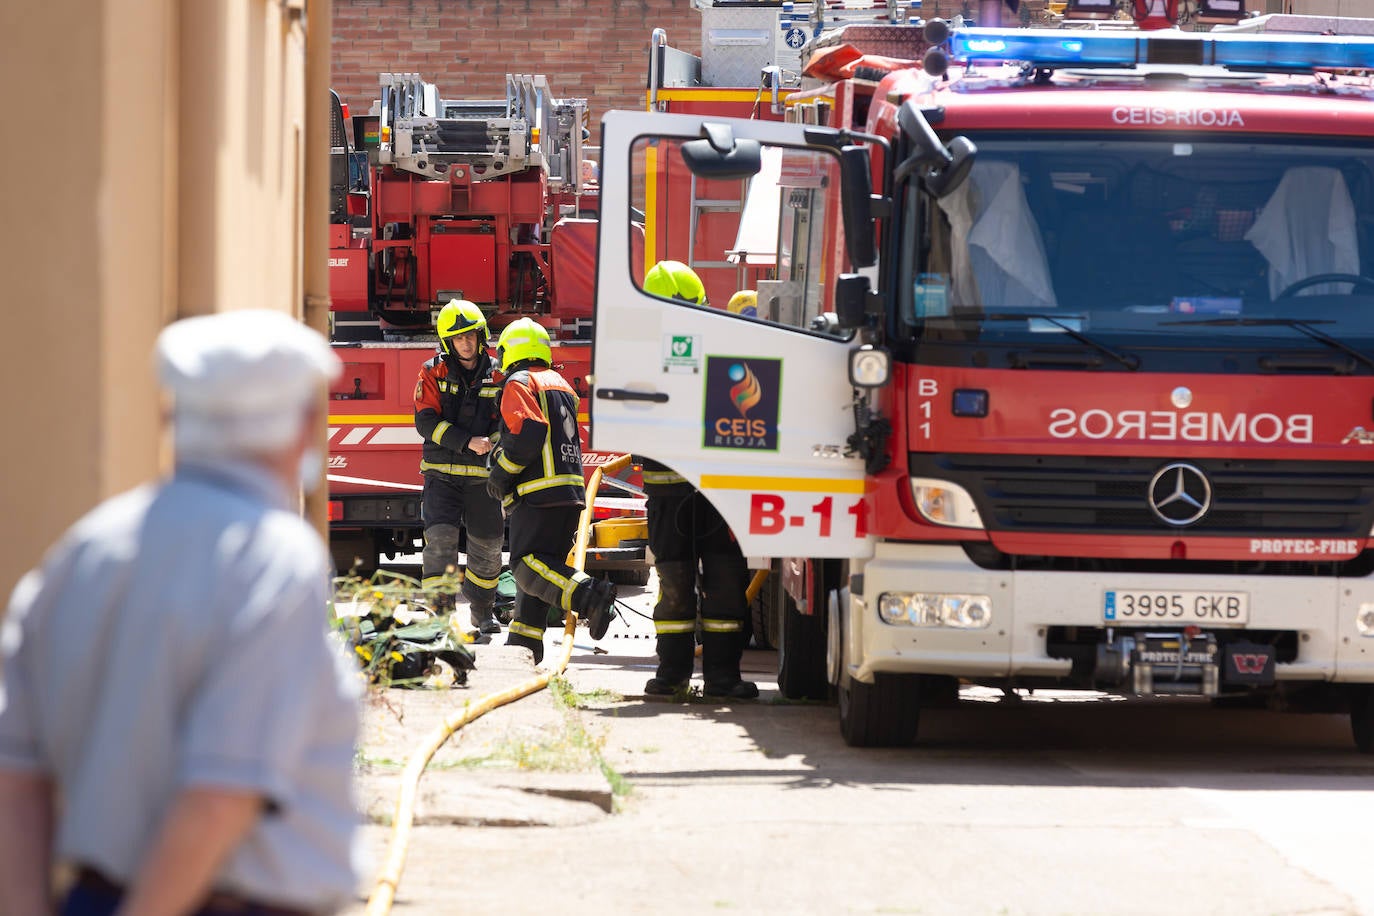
[413,299,505,634]
[485,318,618,663]
[639,262,758,699]
[726,289,758,318]
[643,259,708,305]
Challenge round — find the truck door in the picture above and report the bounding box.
[591,110,873,559]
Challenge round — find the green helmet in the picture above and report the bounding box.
[496,318,552,373]
[643,260,707,305]
[436,299,487,359]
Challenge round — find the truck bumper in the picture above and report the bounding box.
[847,542,1374,686]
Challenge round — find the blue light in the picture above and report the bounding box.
[948,27,1374,72]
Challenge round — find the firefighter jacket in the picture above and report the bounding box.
[413,350,500,477]
[486,362,585,509]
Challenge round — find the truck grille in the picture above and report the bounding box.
[913,454,1374,538]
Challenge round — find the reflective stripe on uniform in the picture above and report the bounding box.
[509,621,545,640]
[654,619,696,635]
[701,618,742,633]
[419,461,490,477]
[642,470,687,485]
[478,388,498,398]
[422,575,459,590]
[515,473,584,496]
[431,419,452,446]
[525,557,579,609]
[464,568,500,589]
[497,452,524,474]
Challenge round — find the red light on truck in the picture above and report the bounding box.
[1171,540,1186,560]
[328,500,344,521]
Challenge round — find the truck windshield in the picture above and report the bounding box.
[903,133,1374,371]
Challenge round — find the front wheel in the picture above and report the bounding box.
[839,672,922,748]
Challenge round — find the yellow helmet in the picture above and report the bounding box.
[436,299,487,358]
[643,260,707,305]
[726,289,758,317]
[496,318,552,373]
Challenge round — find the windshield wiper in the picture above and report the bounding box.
[983,313,1141,371]
[1163,317,1374,373]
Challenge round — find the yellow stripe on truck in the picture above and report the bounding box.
[328,414,412,425]
[699,475,866,494]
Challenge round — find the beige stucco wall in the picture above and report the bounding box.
[0,1,314,603]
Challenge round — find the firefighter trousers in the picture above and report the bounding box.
[505,502,597,664]
[421,472,504,612]
[644,481,750,685]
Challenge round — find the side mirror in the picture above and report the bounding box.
[680,122,763,180]
[839,146,877,269]
[834,274,872,329]
[896,100,976,199]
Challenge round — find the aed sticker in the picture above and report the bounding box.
[662,334,702,374]
[913,273,948,319]
[703,356,781,451]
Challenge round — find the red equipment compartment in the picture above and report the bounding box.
[428,229,497,305]
[331,361,385,402]
[328,244,369,311]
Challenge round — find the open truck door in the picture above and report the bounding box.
[590,110,879,559]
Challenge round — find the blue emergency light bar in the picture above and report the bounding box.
[948,27,1374,72]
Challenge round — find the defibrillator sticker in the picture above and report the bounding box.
[703,356,781,451]
[662,334,702,374]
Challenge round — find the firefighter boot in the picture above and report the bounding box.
[506,593,547,665]
[469,601,502,635]
[700,553,758,700]
[701,628,758,699]
[571,576,619,640]
[645,560,697,696]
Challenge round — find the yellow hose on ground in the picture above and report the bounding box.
[365,454,633,916]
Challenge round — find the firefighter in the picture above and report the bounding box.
[641,261,758,699]
[486,317,618,664]
[414,299,504,634]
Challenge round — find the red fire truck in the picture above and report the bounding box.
[590,13,1374,750]
[327,75,648,582]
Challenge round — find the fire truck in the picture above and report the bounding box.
[327,74,648,583]
[590,9,1374,750]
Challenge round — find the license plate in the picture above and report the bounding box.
[1104,590,1248,625]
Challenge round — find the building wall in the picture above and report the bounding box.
[330,0,703,142]
[0,0,312,602]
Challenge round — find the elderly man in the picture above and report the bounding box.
[0,311,362,916]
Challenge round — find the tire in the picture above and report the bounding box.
[839,672,922,747]
[777,560,831,701]
[1351,685,1374,754]
[609,566,651,587]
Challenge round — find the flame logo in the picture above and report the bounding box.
[728,363,762,417]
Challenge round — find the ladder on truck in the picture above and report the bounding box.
[376,72,586,192]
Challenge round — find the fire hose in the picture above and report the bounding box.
[364,454,632,915]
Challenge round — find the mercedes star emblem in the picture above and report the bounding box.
[1148,462,1212,527]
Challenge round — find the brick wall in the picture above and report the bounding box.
[332,0,703,145]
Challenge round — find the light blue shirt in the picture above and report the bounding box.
[0,458,362,911]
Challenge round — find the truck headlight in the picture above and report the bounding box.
[878,592,992,629]
[1358,603,1374,636]
[911,478,984,529]
[849,345,891,388]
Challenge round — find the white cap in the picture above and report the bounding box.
[156,310,341,460]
